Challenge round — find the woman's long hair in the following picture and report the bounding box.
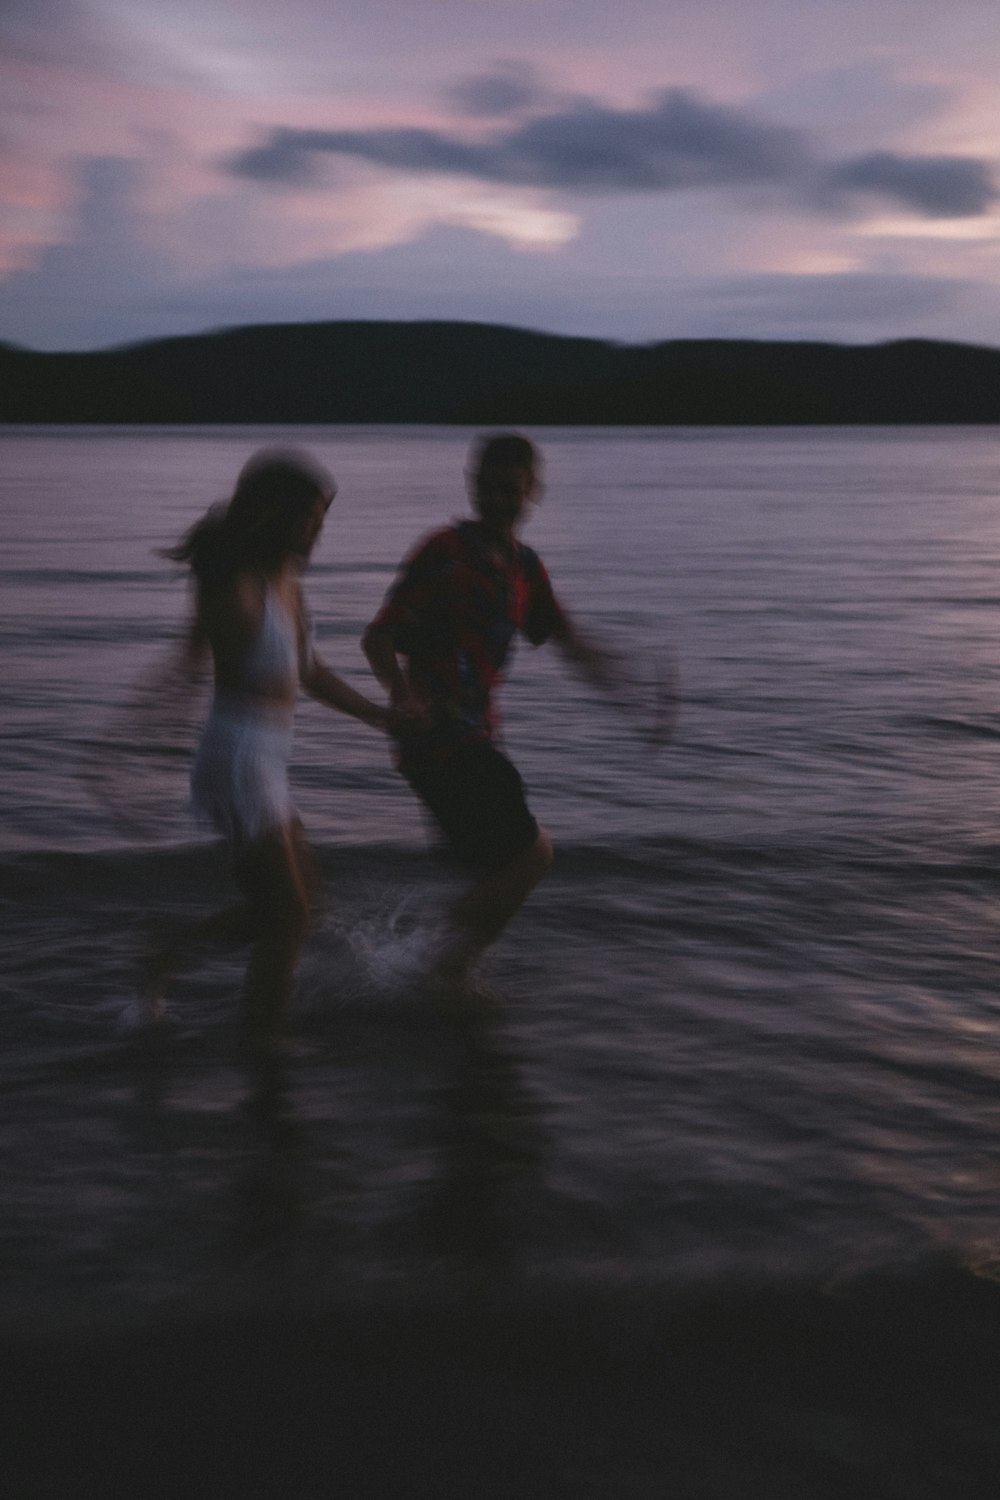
[165,448,336,589]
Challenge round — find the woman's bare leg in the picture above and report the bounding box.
[139,820,316,1040]
[236,819,313,1043]
[139,901,257,1018]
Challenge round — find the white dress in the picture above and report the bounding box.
[191,588,306,847]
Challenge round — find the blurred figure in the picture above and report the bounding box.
[363,431,664,986]
[143,448,394,1047]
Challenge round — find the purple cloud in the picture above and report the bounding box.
[228,85,997,219]
[823,151,996,217]
[445,59,544,118]
[229,89,810,193]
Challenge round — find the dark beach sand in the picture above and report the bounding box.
[6,1264,1000,1498]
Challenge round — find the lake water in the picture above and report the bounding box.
[3,424,1000,1496]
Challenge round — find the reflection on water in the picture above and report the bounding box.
[78,987,555,1317]
[419,1008,546,1280]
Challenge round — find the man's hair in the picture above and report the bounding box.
[470,432,539,477]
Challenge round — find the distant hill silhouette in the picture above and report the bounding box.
[1,320,998,424]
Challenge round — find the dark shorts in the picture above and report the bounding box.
[401,740,539,871]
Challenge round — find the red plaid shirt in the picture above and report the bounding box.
[372,520,565,759]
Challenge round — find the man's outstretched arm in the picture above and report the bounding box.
[549,613,622,692]
[549,613,678,748]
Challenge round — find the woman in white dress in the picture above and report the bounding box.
[145,448,392,1045]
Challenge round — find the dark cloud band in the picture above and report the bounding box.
[445,60,544,118]
[823,151,996,218]
[228,86,997,220]
[230,88,807,192]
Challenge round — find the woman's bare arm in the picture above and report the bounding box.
[301,654,391,731]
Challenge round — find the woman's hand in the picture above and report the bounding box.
[388,683,430,734]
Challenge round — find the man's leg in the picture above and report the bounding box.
[404,743,551,979]
[446,828,553,962]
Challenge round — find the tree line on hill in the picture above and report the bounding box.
[1,320,998,424]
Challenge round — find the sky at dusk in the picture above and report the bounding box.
[3,0,1000,351]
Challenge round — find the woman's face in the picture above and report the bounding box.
[292,492,332,560]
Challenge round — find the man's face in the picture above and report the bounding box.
[474,463,539,535]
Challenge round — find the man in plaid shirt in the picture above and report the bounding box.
[364,431,609,983]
